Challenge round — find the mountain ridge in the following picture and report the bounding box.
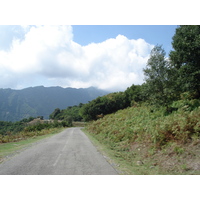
[0,86,108,122]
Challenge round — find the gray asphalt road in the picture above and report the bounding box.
[0,128,118,175]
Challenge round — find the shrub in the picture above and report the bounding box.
[86,104,200,150]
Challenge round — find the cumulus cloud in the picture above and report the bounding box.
[0,25,154,91]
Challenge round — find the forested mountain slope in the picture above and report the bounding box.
[0,86,108,121]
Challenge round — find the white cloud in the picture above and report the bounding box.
[0,25,154,91]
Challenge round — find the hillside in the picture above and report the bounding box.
[0,86,108,122]
[85,104,200,174]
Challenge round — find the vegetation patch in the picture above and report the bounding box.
[0,117,69,144]
[85,104,200,174]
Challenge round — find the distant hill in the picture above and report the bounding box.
[0,86,108,122]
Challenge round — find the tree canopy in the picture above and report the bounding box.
[143,45,177,107]
[169,25,200,98]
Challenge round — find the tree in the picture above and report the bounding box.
[79,92,130,121]
[49,108,61,119]
[124,84,143,104]
[143,45,176,107]
[169,25,200,98]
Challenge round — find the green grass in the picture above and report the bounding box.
[85,104,200,174]
[0,127,64,163]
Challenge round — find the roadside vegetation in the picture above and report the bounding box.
[83,25,200,174]
[0,116,70,143]
[85,101,200,174]
[0,103,85,144]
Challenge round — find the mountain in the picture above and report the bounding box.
[0,86,108,122]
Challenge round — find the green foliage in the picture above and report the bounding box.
[81,84,148,122]
[86,102,200,150]
[124,84,145,103]
[24,121,66,132]
[169,25,200,97]
[173,146,185,155]
[49,108,61,119]
[0,116,71,143]
[0,116,36,135]
[80,92,130,121]
[143,45,177,107]
[49,104,83,122]
[171,97,200,112]
[63,104,83,121]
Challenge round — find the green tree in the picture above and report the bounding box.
[124,84,143,105]
[49,108,61,119]
[169,25,200,98]
[79,92,130,121]
[143,45,176,107]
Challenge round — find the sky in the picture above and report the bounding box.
[0,25,177,92]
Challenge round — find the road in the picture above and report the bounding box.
[0,128,118,175]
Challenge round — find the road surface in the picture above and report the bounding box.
[0,128,118,175]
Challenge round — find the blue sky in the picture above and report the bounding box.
[72,25,177,55]
[0,25,177,54]
[0,25,178,91]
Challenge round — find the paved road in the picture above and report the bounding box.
[0,128,118,175]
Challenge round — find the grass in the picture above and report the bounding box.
[84,128,169,175]
[86,131,154,174]
[85,103,200,174]
[0,127,64,163]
